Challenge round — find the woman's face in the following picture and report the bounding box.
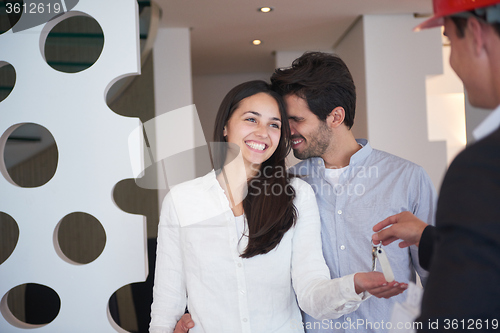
[224,92,282,170]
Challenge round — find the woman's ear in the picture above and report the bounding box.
[223,126,228,138]
[327,107,345,128]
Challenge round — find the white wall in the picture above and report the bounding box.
[152,28,194,204]
[334,18,368,141]
[426,43,467,165]
[337,15,448,190]
[275,51,304,70]
[153,28,193,114]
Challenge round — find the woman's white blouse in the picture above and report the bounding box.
[150,171,365,333]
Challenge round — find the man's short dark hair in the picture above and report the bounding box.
[451,9,500,38]
[270,52,356,129]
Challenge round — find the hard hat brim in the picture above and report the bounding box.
[413,15,445,31]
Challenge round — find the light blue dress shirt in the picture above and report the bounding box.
[288,139,437,333]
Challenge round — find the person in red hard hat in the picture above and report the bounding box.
[373,0,500,330]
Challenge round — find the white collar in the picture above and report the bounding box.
[472,104,500,141]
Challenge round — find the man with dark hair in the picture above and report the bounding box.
[269,51,436,333]
[373,1,500,330]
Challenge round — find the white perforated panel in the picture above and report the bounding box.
[0,1,146,331]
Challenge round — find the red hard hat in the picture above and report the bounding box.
[414,0,500,31]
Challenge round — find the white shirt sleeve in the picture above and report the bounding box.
[149,192,187,333]
[290,178,366,320]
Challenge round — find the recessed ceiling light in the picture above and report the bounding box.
[252,39,262,46]
[258,7,273,13]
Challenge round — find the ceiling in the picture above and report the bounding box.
[155,0,434,76]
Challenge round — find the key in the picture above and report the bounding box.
[371,242,379,271]
[371,241,395,282]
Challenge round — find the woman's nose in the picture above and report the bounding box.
[255,124,269,138]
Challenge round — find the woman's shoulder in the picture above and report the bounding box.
[290,176,312,190]
[289,177,316,201]
[169,170,217,195]
[161,170,229,226]
[162,170,220,208]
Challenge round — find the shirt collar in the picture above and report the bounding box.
[472,104,500,141]
[203,169,221,191]
[350,139,372,166]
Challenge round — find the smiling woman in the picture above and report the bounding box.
[205,80,294,257]
[149,80,390,333]
[223,92,282,175]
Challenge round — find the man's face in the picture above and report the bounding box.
[284,94,331,160]
[444,17,495,108]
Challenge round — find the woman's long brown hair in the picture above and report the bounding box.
[212,80,297,258]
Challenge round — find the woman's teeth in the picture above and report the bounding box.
[246,141,266,151]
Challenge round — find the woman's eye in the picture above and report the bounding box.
[270,123,280,129]
[245,118,257,123]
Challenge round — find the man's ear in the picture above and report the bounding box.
[327,107,345,128]
[467,16,486,56]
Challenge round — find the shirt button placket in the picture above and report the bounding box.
[229,217,250,333]
[336,184,348,277]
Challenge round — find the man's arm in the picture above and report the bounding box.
[372,211,428,248]
[372,211,436,271]
[418,137,500,328]
[417,224,436,271]
[410,167,437,283]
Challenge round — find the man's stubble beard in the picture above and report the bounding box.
[293,122,331,160]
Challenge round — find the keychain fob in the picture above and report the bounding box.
[375,246,395,282]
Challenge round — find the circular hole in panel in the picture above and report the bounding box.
[0,1,23,35]
[1,123,58,187]
[1,283,60,327]
[0,62,16,102]
[108,285,136,332]
[43,14,104,73]
[55,212,106,264]
[108,238,157,332]
[0,212,19,265]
